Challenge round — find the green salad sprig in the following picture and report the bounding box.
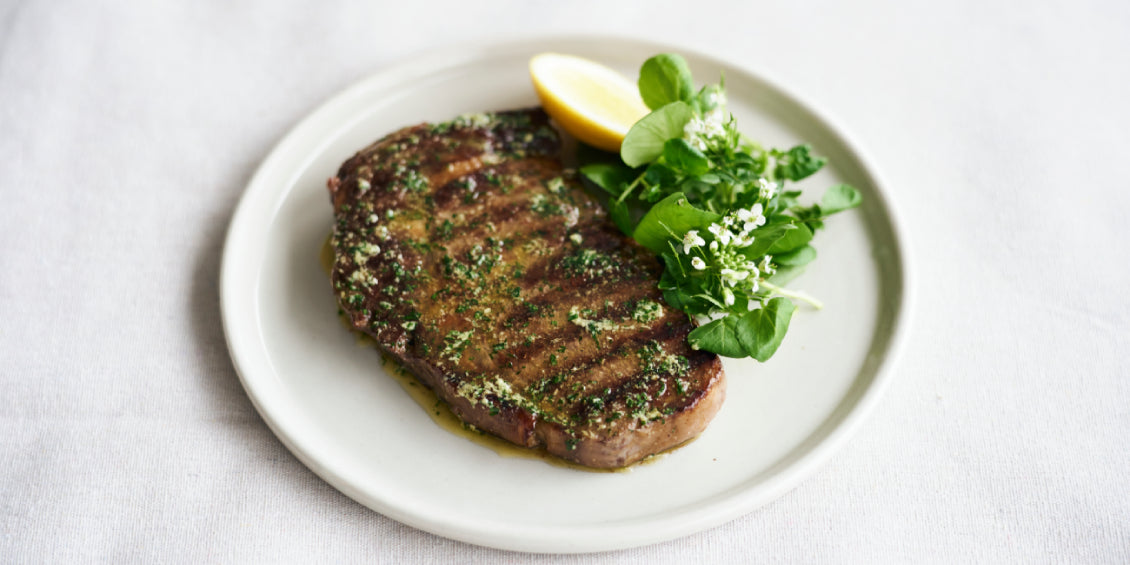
[579,54,862,361]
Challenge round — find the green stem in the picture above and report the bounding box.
[616,172,647,204]
[761,281,824,310]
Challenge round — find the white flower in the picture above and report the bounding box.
[758,178,779,200]
[684,119,708,150]
[708,220,744,248]
[705,89,727,109]
[732,233,755,247]
[759,255,776,275]
[720,268,750,284]
[682,230,705,254]
[684,111,726,152]
[722,287,735,306]
[703,109,726,138]
[742,204,767,230]
[694,310,728,325]
[736,204,765,226]
[691,257,707,270]
[708,241,719,252]
[684,118,706,136]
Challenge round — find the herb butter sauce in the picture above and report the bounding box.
[322,235,685,472]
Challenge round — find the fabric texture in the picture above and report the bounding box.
[1,0,1128,562]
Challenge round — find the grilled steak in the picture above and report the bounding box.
[326,108,725,468]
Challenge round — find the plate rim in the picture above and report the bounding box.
[219,33,913,553]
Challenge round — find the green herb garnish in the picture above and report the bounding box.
[579,53,862,361]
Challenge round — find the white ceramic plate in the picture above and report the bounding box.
[220,36,909,553]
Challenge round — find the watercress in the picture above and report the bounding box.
[578,53,862,361]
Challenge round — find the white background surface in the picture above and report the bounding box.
[1,0,1127,562]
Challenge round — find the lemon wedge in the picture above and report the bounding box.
[529,53,650,152]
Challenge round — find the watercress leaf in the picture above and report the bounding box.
[640,184,667,203]
[735,297,796,362]
[661,260,711,314]
[609,198,633,235]
[790,202,820,219]
[698,173,721,185]
[689,298,718,316]
[644,162,677,187]
[638,54,694,110]
[660,249,689,281]
[621,101,694,167]
[786,202,824,232]
[727,292,756,316]
[772,245,817,266]
[580,163,636,196]
[767,222,813,254]
[779,190,803,209]
[768,265,806,286]
[687,315,748,358]
[730,188,762,212]
[633,192,722,254]
[658,267,681,289]
[737,220,795,258]
[819,184,862,215]
[662,287,694,312]
[729,152,758,168]
[691,292,727,311]
[676,178,712,201]
[662,138,711,176]
[774,144,826,181]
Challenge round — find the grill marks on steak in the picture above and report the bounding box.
[327,109,725,468]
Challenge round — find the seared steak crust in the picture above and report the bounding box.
[327,109,725,468]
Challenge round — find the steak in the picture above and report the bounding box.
[326,108,725,468]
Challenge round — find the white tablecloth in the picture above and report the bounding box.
[3,0,1127,562]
